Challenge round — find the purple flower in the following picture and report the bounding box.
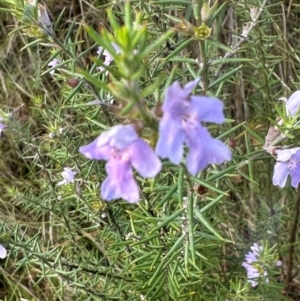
[48,58,60,75]
[242,243,268,287]
[155,78,231,175]
[0,243,7,259]
[97,43,121,72]
[285,91,300,117]
[57,167,76,186]
[272,147,300,188]
[0,123,6,136]
[79,124,161,203]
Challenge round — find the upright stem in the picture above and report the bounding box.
[199,40,209,94]
[286,190,300,286]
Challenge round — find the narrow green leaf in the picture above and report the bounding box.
[150,0,192,4]
[199,195,225,213]
[142,30,174,58]
[209,65,242,89]
[149,208,185,234]
[77,69,108,91]
[154,183,177,208]
[164,38,193,62]
[207,37,234,53]
[210,58,253,65]
[188,193,195,263]
[194,209,224,240]
[177,167,184,207]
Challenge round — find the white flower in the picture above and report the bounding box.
[97,43,121,72]
[57,167,76,186]
[0,243,7,259]
[242,243,268,287]
[48,58,60,75]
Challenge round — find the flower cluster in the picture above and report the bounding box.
[242,243,282,287]
[80,124,161,203]
[156,79,231,176]
[270,91,300,188]
[79,78,231,203]
[242,243,268,287]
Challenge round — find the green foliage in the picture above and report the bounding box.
[0,0,299,300]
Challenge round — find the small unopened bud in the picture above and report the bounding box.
[49,132,56,139]
[228,138,236,149]
[173,13,195,36]
[193,184,208,195]
[101,212,107,219]
[201,1,219,24]
[194,23,212,40]
[25,0,55,37]
[65,78,80,88]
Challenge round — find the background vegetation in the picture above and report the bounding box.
[0,0,300,300]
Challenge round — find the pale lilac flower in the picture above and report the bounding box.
[97,43,121,72]
[48,58,60,75]
[275,260,283,267]
[155,78,231,175]
[242,243,268,287]
[0,123,6,136]
[0,244,7,259]
[285,91,300,117]
[57,167,76,186]
[272,147,300,188]
[79,124,161,203]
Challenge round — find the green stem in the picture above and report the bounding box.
[199,40,209,94]
[285,190,300,286]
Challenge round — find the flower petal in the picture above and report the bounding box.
[156,113,185,164]
[108,125,138,149]
[190,96,225,124]
[48,58,60,75]
[286,91,300,117]
[0,123,6,136]
[272,161,289,187]
[129,139,161,177]
[185,126,231,175]
[290,164,300,188]
[79,125,139,160]
[62,167,75,182]
[276,147,300,161]
[0,244,7,259]
[101,159,139,203]
[182,78,200,95]
[162,78,199,112]
[79,140,111,160]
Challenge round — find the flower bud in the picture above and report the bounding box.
[194,23,212,40]
[201,0,219,24]
[65,78,80,88]
[173,13,195,36]
[25,0,55,37]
